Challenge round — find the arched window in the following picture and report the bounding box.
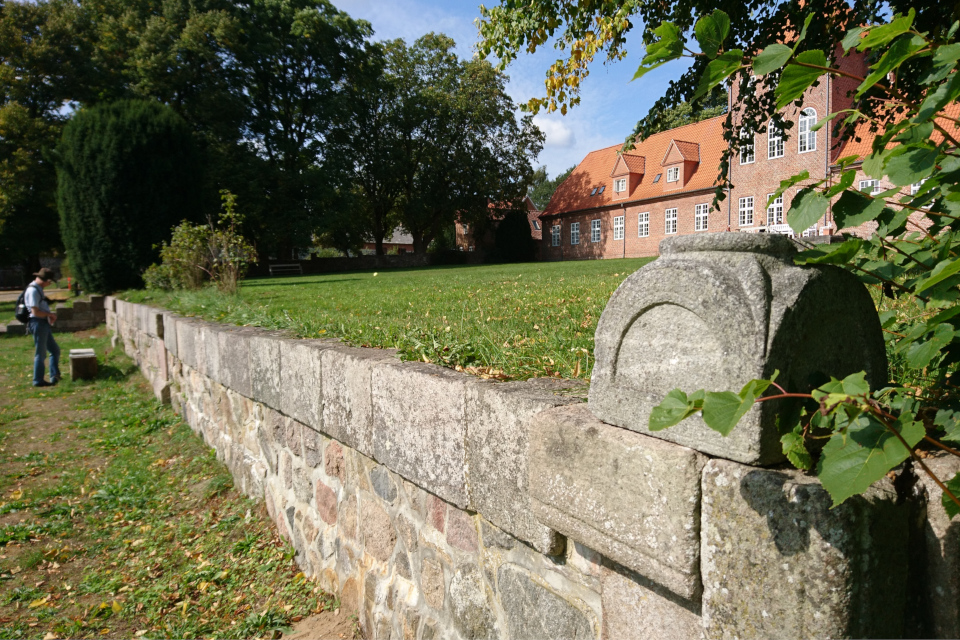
[799,108,817,153]
[768,119,784,159]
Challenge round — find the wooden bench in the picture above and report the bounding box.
[268,263,303,276]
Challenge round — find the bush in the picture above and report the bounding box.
[57,100,202,293]
[145,190,255,294]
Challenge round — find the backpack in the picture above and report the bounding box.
[14,283,42,324]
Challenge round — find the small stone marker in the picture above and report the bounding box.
[69,348,98,380]
[589,232,887,464]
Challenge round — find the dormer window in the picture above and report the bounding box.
[590,187,598,196]
[615,178,627,192]
[666,167,679,182]
[598,185,605,194]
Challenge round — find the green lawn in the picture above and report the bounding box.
[124,259,654,381]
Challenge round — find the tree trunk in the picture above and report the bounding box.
[412,234,427,254]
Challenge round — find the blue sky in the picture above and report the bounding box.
[331,0,688,179]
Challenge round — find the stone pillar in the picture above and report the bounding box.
[589,232,886,465]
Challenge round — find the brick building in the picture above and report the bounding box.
[455,196,540,252]
[538,52,892,260]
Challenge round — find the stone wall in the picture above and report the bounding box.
[2,295,106,336]
[105,288,959,639]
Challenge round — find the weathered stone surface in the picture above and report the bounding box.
[498,564,595,640]
[479,520,517,551]
[916,454,960,638]
[321,345,395,456]
[175,319,203,371]
[701,458,909,639]
[449,564,497,640]
[446,509,478,554]
[372,361,473,508]
[589,233,887,464]
[466,378,581,555]
[427,495,446,533]
[529,404,704,599]
[200,323,221,383]
[280,339,328,429]
[370,466,397,504]
[325,441,345,483]
[601,564,701,640]
[218,327,253,398]
[360,494,396,562]
[162,313,178,358]
[420,558,445,610]
[249,330,284,409]
[302,428,323,468]
[315,479,337,525]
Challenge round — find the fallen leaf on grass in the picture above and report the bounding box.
[28,596,50,609]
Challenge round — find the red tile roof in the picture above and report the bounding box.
[543,116,726,217]
[832,103,960,162]
[613,154,646,175]
[668,140,701,163]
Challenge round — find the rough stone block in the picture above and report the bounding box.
[144,307,163,338]
[497,564,595,640]
[280,339,329,430]
[55,306,73,321]
[916,454,960,638]
[163,313,178,358]
[218,327,253,398]
[600,564,701,640]
[360,493,396,562]
[449,564,496,640]
[175,319,204,372]
[372,361,472,508]
[249,330,284,410]
[69,348,98,380]
[701,458,909,638]
[528,404,704,599]
[200,323,221,383]
[466,378,581,555]
[321,345,395,456]
[589,233,887,464]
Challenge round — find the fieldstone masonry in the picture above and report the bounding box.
[104,233,956,639]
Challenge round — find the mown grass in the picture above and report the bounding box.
[0,331,337,639]
[123,259,654,381]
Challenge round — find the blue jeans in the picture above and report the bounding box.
[28,318,60,385]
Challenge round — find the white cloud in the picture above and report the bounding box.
[534,117,576,149]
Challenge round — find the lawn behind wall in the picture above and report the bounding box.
[123,259,655,381]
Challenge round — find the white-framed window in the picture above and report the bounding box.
[911,179,927,195]
[766,194,783,225]
[695,203,709,231]
[591,219,601,243]
[739,128,755,164]
[768,120,784,159]
[570,222,580,245]
[666,166,680,182]
[799,108,817,153]
[665,208,678,234]
[551,225,560,247]
[739,197,754,227]
[638,212,650,237]
[615,178,627,192]
[859,179,880,195]
[614,216,625,240]
[532,220,541,230]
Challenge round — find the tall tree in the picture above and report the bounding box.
[528,165,575,211]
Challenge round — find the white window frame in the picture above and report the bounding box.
[591,219,601,243]
[551,225,560,247]
[695,203,709,231]
[532,220,541,230]
[570,222,580,245]
[911,179,927,195]
[615,178,627,193]
[665,208,678,235]
[766,194,783,225]
[613,215,625,240]
[859,179,880,195]
[799,108,817,153]
[638,212,650,238]
[767,120,784,159]
[739,197,754,227]
[666,166,680,182]
[739,128,755,164]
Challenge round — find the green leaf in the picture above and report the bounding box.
[817,413,924,507]
[825,170,856,197]
[921,43,960,84]
[694,10,730,59]
[942,472,960,519]
[700,378,772,437]
[767,170,811,205]
[884,146,939,187]
[832,190,887,229]
[794,238,863,265]
[857,10,915,51]
[634,22,684,81]
[752,44,793,75]
[775,50,827,109]
[649,389,702,431]
[841,27,865,51]
[863,147,893,179]
[794,14,814,50]
[857,35,926,97]
[905,323,955,369]
[787,187,829,234]
[918,258,960,293]
[916,72,960,122]
[692,50,744,101]
[782,431,813,470]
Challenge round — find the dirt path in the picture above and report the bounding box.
[0,329,356,639]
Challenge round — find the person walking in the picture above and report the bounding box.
[24,268,60,387]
